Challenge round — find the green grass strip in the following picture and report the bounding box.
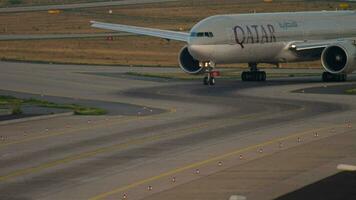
[345,88,356,95]
[0,95,106,115]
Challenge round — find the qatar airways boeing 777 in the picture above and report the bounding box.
[91,10,356,85]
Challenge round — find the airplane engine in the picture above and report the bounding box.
[178,46,204,74]
[321,42,356,74]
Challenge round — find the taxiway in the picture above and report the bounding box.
[0,61,355,200]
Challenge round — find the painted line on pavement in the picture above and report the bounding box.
[89,125,343,200]
[0,109,175,149]
[0,112,263,182]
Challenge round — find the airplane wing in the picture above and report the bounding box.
[90,21,189,42]
[337,164,356,171]
[289,38,356,51]
[289,41,330,51]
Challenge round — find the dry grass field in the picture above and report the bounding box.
[0,37,182,66]
[0,0,354,67]
[0,0,105,7]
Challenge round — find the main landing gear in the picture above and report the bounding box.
[322,72,347,82]
[241,63,266,82]
[202,61,220,86]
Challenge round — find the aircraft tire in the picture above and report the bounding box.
[261,71,267,81]
[241,72,247,81]
[209,77,216,85]
[241,71,266,82]
[203,77,209,85]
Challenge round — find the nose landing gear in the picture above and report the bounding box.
[202,61,220,86]
[203,76,215,85]
[203,71,220,85]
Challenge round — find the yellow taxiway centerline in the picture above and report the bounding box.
[0,98,305,149]
[0,112,264,182]
[0,109,176,149]
[89,125,343,200]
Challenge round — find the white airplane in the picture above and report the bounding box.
[91,10,356,85]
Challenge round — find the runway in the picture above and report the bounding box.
[0,61,355,200]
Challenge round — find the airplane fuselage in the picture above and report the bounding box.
[188,11,356,64]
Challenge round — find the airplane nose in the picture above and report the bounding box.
[188,45,213,61]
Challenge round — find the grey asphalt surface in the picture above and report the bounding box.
[0,0,177,13]
[294,83,356,95]
[0,61,355,200]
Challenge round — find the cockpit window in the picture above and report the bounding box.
[190,32,214,38]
